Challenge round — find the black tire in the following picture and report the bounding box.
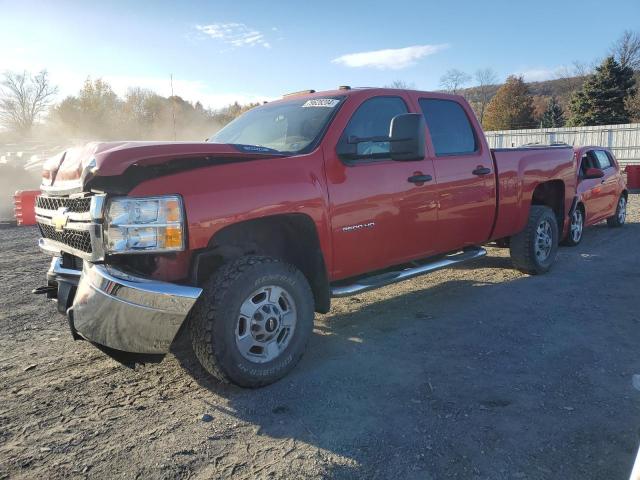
[509,205,559,275]
[606,194,627,228]
[560,205,584,247]
[189,256,314,388]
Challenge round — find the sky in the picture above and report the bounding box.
[0,0,639,109]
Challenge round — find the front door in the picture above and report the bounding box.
[325,95,438,280]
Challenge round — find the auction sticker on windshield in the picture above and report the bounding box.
[302,99,340,108]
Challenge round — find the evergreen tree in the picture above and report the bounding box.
[483,76,535,130]
[568,56,636,126]
[540,96,565,128]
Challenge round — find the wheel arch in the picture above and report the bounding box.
[530,179,566,233]
[190,213,331,313]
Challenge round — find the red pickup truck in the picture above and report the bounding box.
[35,87,615,387]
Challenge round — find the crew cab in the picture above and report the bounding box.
[560,146,627,246]
[35,87,594,387]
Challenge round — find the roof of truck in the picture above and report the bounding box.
[278,87,465,102]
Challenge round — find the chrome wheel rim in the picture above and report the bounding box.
[535,219,553,261]
[235,285,297,364]
[618,197,627,224]
[570,209,583,243]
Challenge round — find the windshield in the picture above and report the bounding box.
[209,96,344,153]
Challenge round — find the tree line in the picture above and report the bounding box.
[437,30,640,130]
[0,74,259,141]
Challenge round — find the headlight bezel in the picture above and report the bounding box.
[104,195,186,255]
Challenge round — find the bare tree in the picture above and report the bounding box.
[610,30,640,70]
[439,69,471,94]
[571,61,592,77]
[471,68,498,123]
[554,61,593,97]
[384,80,414,89]
[0,70,58,133]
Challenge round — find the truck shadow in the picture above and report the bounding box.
[169,245,640,479]
[171,278,486,478]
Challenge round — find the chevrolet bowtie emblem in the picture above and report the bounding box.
[52,208,69,232]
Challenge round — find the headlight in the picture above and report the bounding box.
[105,195,185,254]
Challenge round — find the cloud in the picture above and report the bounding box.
[513,67,566,82]
[332,44,449,70]
[196,23,271,48]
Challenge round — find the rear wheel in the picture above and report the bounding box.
[607,195,627,228]
[561,206,584,247]
[510,205,559,275]
[189,256,314,388]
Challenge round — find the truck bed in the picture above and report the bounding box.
[490,145,576,240]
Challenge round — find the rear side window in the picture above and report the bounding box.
[341,96,408,159]
[593,150,612,169]
[419,99,477,156]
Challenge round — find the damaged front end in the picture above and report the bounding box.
[36,190,202,354]
[35,143,207,355]
[34,140,283,354]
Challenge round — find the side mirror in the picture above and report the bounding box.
[390,113,425,161]
[584,167,605,179]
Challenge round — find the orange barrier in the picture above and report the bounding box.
[14,190,39,226]
[626,166,640,190]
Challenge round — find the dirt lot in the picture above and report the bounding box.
[1,198,640,480]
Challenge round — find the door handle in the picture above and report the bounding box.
[472,166,491,176]
[408,174,433,184]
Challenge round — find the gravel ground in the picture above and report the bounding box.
[1,197,640,479]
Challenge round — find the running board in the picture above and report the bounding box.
[330,247,487,298]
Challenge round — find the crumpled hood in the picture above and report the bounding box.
[42,141,280,191]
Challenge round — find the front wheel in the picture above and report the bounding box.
[607,195,627,228]
[189,256,314,388]
[510,205,559,275]
[560,206,584,247]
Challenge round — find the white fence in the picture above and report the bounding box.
[485,123,640,166]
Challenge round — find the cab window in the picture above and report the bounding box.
[339,96,408,161]
[419,99,478,156]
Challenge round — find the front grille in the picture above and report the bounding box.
[38,223,93,253]
[36,196,91,213]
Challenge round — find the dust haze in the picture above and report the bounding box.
[0,102,228,220]
[0,77,258,220]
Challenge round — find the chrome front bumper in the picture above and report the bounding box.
[49,258,202,354]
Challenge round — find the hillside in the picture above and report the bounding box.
[461,71,640,121]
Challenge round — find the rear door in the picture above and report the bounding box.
[592,150,620,217]
[580,149,619,222]
[417,97,496,251]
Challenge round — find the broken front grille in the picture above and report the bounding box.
[38,223,93,253]
[36,196,91,213]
